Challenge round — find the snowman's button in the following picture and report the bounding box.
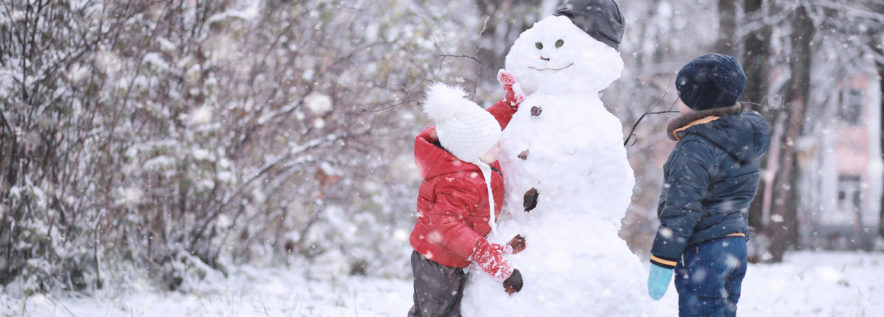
[523,188,539,212]
[530,106,542,117]
[518,150,529,160]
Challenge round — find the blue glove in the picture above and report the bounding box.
[648,263,673,300]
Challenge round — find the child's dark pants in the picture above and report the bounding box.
[408,251,467,317]
[675,236,747,317]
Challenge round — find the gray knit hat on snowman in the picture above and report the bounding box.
[423,83,502,232]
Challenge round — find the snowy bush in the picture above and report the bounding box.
[0,0,482,293]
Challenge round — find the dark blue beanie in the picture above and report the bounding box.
[675,54,746,110]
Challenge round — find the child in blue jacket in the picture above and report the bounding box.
[647,54,771,317]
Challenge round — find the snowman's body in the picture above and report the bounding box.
[461,15,649,316]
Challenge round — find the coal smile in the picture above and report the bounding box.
[528,62,574,72]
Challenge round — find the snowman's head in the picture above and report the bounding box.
[504,15,623,95]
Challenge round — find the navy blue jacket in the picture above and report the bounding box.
[650,105,770,269]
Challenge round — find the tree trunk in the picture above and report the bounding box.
[876,48,884,240]
[866,2,884,242]
[475,0,501,87]
[742,0,773,262]
[475,0,543,93]
[765,3,814,263]
[716,0,738,56]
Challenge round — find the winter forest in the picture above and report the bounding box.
[1,0,883,316]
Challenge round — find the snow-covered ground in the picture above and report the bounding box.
[2,251,882,316]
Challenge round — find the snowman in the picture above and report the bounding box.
[460,0,651,315]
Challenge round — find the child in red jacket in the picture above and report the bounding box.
[408,73,526,317]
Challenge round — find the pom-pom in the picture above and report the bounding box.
[423,83,478,123]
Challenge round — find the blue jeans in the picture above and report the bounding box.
[674,236,747,317]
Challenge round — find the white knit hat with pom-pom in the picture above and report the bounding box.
[423,83,501,165]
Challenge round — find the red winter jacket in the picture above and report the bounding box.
[409,99,515,268]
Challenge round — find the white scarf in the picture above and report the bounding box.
[475,162,497,236]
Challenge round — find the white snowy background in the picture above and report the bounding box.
[2,252,883,316]
[1,0,883,316]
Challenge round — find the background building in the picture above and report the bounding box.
[800,72,882,250]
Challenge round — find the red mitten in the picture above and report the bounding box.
[471,238,515,282]
[497,69,526,110]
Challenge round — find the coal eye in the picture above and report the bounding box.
[555,39,564,48]
[535,42,543,50]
